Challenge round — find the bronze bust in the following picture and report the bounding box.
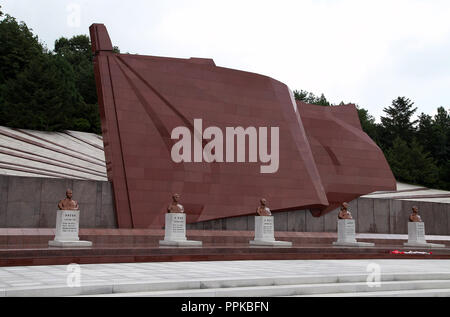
[256,198,272,216]
[409,206,422,222]
[167,193,185,213]
[338,202,352,220]
[58,189,79,210]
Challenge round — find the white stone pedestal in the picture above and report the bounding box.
[48,210,92,247]
[159,213,202,247]
[404,222,445,248]
[250,216,292,247]
[333,219,374,247]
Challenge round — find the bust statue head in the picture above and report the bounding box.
[168,193,184,213]
[409,206,422,222]
[256,198,272,216]
[58,189,79,210]
[338,202,352,220]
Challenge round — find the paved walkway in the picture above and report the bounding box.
[1,259,450,295]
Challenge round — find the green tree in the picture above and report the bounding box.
[0,53,83,131]
[293,89,331,106]
[417,113,434,154]
[356,106,379,143]
[385,137,413,182]
[415,107,450,189]
[432,107,450,189]
[54,35,97,105]
[380,97,418,147]
[53,34,120,134]
[0,9,100,133]
[0,13,44,85]
[432,107,449,163]
[386,137,438,187]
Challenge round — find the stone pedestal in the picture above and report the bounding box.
[333,219,374,247]
[404,222,445,248]
[48,210,92,247]
[250,216,292,247]
[159,213,202,247]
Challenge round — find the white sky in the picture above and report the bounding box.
[2,0,450,121]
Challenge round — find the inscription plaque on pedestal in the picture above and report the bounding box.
[164,213,186,241]
[250,216,292,247]
[333,219,374,247]
[159,213,202,247]
[337,219,357,243]
[48,210,92,247]
[255,216,275,242]
[408,222,426,243]
[404,222,445,248]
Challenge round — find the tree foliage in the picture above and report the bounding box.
[380,97,418,146]
[293,89,331,106]
[356,106,379,143]
[385,137,439,187]
[0,10,103,134]
[0,8,448,190]
[294,88,450,190]
[0,13,43,86]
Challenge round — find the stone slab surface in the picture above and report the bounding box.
[48,240,93,247]
[403,242,446,248]
[0,259,450,297]
[249,240,292,247]
[332,242,375,247]
[159,240,202,247]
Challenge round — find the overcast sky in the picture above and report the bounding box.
[2,0,450,121]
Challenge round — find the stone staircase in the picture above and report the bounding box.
[72,272,450,297]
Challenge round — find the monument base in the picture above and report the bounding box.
[404,222,444,248]
[333,219,374,248]
[48,240,93,247]
[250,216,292,248]
[403,242,445,248]
[159,213,202,247]
[159,240,202,247]
[249,240,292,247]
[332,241,375,247]
[48,210,92,248]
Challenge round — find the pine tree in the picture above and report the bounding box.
[54,35,101,133]
[0,9,104,134]
[385,137,414,182]
[386,137,438,187]
[409,138,439,186]
[0,13,44,85]
[380,97,418,147]
[0,53,83,131]
[55,35,97,104]
[417,113,434,154]
[356,106,379,143]
[293,89,331,106]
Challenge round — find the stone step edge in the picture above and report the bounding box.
[3,272,450,297]
[295,288,450,297]
[79,280,450,297]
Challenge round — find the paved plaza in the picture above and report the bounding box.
[0,259,450,296]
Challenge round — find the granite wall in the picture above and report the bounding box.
[187,197,450,235]
[0,175,448,235]
[0,175,117,228]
